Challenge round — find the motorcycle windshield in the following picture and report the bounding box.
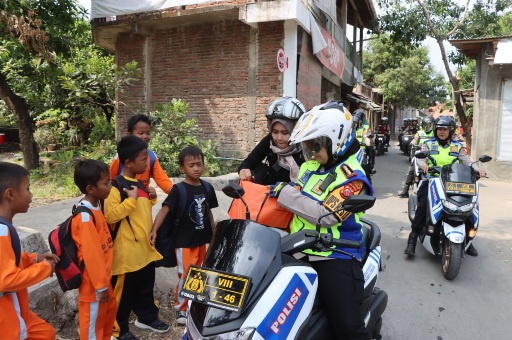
[190,219,282,328]
[442,163,475,184]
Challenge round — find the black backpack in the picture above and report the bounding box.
[154,180,214,268]
[48,205,95,292]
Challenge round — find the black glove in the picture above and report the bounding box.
[269,182,288,198]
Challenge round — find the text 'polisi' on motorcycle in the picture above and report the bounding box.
[181,182,388,340]
[407,151,492,280]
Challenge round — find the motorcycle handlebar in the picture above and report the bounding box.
[332,238,362,249]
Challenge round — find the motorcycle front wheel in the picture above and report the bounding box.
[442,239,462,280]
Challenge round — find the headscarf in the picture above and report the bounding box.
[268,118,301,182]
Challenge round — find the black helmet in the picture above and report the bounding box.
[434,115,456,140]
[266,97,305,121]
[352,109,365,126]
[422,116,435,133]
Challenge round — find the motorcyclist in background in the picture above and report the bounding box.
[398,116,435,198]
[269,101,373,340]
[353,109,376,177]
[404,116,486,257]
[398,118,410,148]
[377,117,391,147]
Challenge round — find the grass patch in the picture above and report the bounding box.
[29,159,81,205]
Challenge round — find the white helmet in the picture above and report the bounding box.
[289,101,356,160]
[266,97,306,120]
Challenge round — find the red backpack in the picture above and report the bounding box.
[48,205,95,292]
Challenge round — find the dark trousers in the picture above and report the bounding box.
[112,262,159,335]
[366,146,375,171]
[310,259,369,340]
[411,181,429,232]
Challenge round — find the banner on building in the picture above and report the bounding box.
[315,26,344,78]
[92,0,218,19]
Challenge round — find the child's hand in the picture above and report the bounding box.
[124,185,139,200]
[148,186,157,199]
[149,230,157,245]
[44,258,57,276]
[97,290,109,303]
[36,253,60,263]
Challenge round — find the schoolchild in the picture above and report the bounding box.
[0,162,59,339]
[104,136,169,340]
[109,114,173,195]
[150,146,218,325]
[273,102,373,339]
[71,159,116,340]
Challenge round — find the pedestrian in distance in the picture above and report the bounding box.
[72,159,117,340]
[271,102,373,340]
[150,145,218,325]
[104,136,169,340]
[0,162,59,340]
[110,114,173,196]
[238,97,306,185]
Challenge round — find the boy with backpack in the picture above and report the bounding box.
[149,146,218,325]
[104,135,169,340]
[0,162,58,339]
[109,114,173,195]
[70,159,116,340]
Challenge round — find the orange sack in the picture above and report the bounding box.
[228,181,293,231]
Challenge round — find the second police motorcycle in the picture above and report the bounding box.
[407,151,491,280]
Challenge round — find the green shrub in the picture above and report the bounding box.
[88,115,115,144]
[148,99,221,177]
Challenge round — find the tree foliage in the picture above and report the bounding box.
[363,34,448,109]
[376,0,512,150]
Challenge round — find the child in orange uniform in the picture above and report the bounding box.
[110,114,173,196]
[0,162,58,340]
[72,160,116,340]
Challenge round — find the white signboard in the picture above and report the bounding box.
[91,0,218,19]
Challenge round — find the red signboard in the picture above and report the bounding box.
[317,27,344,78]
[277,49,288,72]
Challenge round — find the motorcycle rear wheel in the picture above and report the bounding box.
[442,239,462,280]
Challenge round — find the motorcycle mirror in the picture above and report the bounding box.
[222,183,245,199]
[315,195,376,232]
[222,183,251,220]
[478,155,492,163]
[415,151,428,159]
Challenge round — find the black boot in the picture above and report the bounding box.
[466,243,478,257]
[404,231,418,255]
[398,184,410,198]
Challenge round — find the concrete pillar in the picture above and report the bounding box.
[283,20,298,97]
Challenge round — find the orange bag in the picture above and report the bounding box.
[228,180,293,230]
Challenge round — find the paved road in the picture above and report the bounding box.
[13,143,512,339]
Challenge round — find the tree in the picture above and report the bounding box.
[377,0,512,151]
[0,0,83,168]
[363,34,448,111]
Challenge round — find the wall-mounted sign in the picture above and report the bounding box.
[277,49,288,73]
[317,27,344,78]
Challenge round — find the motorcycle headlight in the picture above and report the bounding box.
[186,320,256,340]
[442,200,474,213]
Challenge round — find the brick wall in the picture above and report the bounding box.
[297,28,322,110]
[116,20,284,157]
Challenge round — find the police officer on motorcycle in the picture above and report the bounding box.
[398,116,435,198]
[270,101,373,340]
[404,116,486,256]
[353,109,376,176]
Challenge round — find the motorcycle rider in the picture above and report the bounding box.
[269,101,373,340]
[398,118,410,148]
[404,115,486,257]
[238,97,306,185]
[377,116,390,147]
[353,109,376,176]
[398,116,435,198]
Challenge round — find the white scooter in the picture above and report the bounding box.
[182,183,387,339]
[408,152,492,280]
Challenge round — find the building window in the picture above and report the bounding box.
[498,79,512,161]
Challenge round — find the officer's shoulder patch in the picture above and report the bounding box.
[340,164,356,178]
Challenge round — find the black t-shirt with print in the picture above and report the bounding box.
[162,181,218,248]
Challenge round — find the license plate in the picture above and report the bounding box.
[445,182,476,195]
[179,265,251,313]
